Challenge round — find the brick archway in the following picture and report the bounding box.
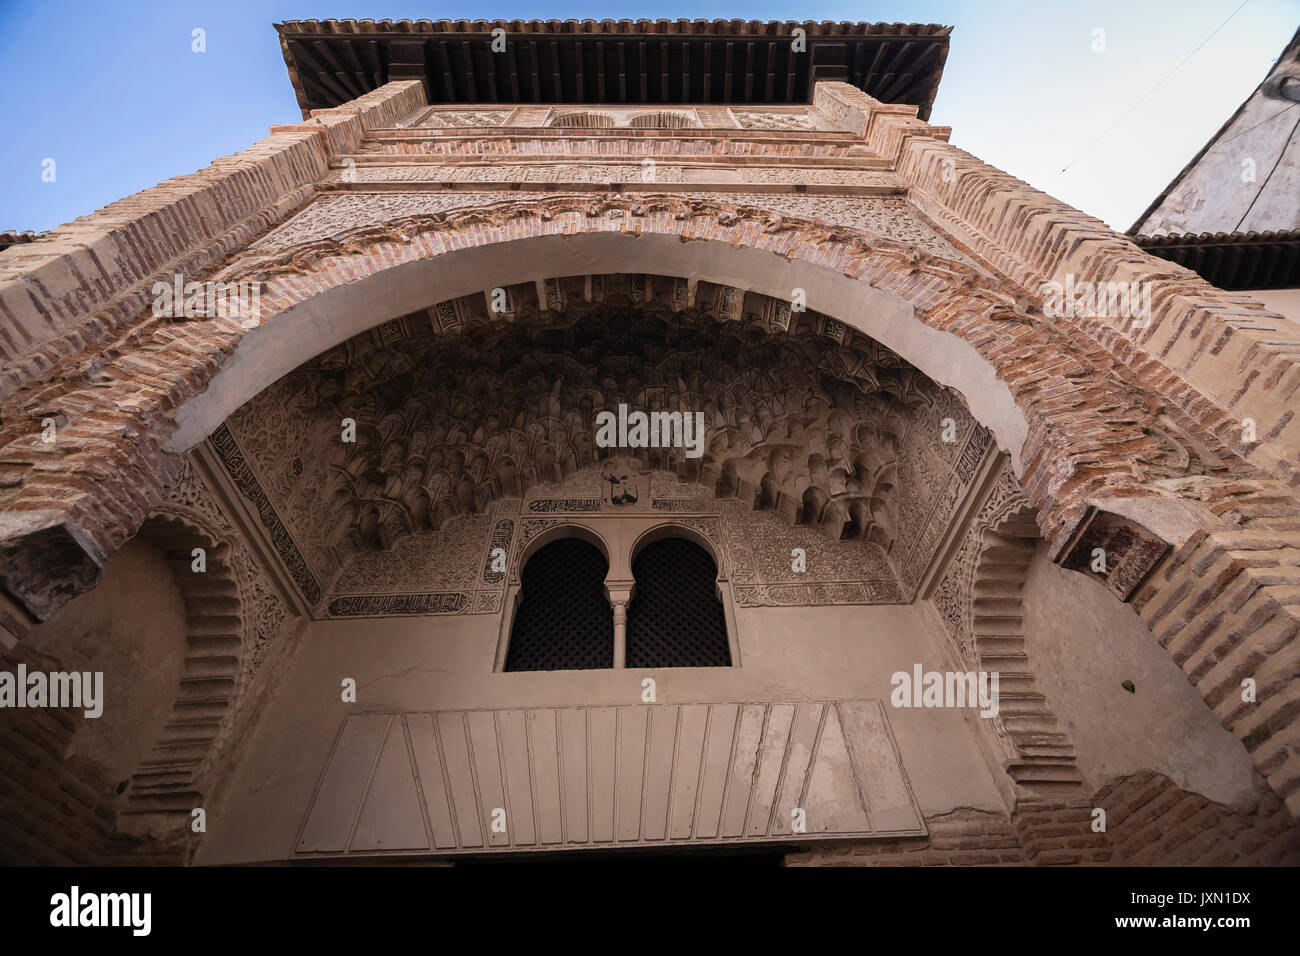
[969,506,1083,802]
[116,510,246,857]
[2,195,1221,557]
[167,193,1226,525]
[2,193,1298,816]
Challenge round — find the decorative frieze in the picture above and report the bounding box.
[214,293,990,611]
[327,592,471,617]
[325,163,902,190]
[250,189,962,261]
[160,459,292,685]
[209,425,322,607]
[416,110,509,128]
[250,193,521,252]
[731,110,820,131]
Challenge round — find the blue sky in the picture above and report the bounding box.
[0,0,1296,233]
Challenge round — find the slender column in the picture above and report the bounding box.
[607,584,633,668]
[612,600,628,669]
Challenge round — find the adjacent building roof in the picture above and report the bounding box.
[1134,229,1300,290]
[275,19,950,119]
[1131,27,1300,239]
[1131,27,1300,289]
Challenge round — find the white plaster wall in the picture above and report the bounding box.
[1021,544,1258,807]
[197,599,1006,864]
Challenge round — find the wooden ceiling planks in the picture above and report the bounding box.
[276,20,951,117]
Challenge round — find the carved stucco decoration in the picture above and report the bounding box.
[244,190,965,263]
[731,110,820,131]
[325,164,903,190]
[720,500,902,606]
[688,194,968,261]
[208,423,323,607]
[113,458,297,816]
[814,90,852,128]
[1057,509,1172,602]
[929,461,1084,798]
[650,474,712,498]
[218,289,999,611]
[199,193,1237,619]
[159,460,292,687]
[0,191,1249,636]
[332,165,689,185]
[892,392,995,600]
[932,464,1029,667]
[932,473,1023,761]
[250,193,523,253]
[324,473,904,614]
[288,310,933,558]
[416,110,510,128]
[356,139,855,160]
[214,190,1252,537]
[334,515,494,594]
[1136,413,1232,481]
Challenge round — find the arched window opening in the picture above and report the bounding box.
[506,538,613,671]
[628,111,697,129]
[627,538,730,668]
[548,111,615,128]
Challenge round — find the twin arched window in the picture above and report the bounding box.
[545,110,697,129]
[547,111,616,128]
[627,539,730,668]
[504,538,614,671]
[505,533,730,671]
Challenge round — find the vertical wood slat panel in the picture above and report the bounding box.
[528,709,564,845]
[437,711,484,848]
[296,701,924,859]
[746,703,795,836]
[407,713,460,849]
[296,714,390,853]
[558,707,588,844]
[668,704,711,839]
[616,706,649,842]
[721,704,766,838]
[467,711,509,847]
[350,718,430,852]
[642,705,679,841]
[498,709,536,846]
[771,702,824,837]
[588,706,618,843]
[838,700,924,833]
[693,703,737,839]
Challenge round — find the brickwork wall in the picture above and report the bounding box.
[785,772,1300,867]
[0,643,117,864]
[1012,803,1113,865]
[0,81,426,397]
[0,194,1220,575]
[821,82,1300,487]
[785,808,1027,866]
[1095,770,1300,866]
[1131,514,1300,815]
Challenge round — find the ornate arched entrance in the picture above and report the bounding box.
[3,43,1299,863]
[4,201,1293,819]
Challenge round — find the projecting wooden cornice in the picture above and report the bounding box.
[274,19,951,119]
